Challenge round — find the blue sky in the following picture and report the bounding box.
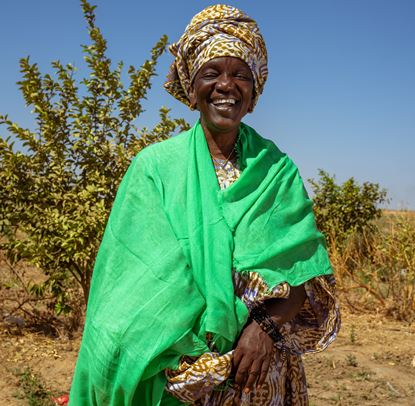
[1,0,414,209]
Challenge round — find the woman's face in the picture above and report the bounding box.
[189,57,254,135]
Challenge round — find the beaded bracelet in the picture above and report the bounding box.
[249,304,284,343]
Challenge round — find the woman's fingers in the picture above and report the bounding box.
[234,364,249,389]
[243,359,263,393]
[232,392,241,406]
[257,354,271,389]
[232,321,276,393]
[235,356,264,393]
[233,348,243,369]
[234,354,253,389]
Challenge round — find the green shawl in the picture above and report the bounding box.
[70,121,333,405]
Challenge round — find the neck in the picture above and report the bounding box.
[201,121,239,160]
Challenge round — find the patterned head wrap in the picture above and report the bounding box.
[164,4,268,109]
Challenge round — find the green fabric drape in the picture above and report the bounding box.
[70,121,333,405]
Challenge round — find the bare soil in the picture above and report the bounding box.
[304,312,415,405]
[0,310,414,406]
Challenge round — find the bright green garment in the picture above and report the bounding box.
[70,121,333,405]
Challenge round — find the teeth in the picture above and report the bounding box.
[212,99,237,105]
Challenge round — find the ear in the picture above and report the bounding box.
[247,95,255,113]
[189,86,197,110]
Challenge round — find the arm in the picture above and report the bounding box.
[265,284,306,324]
[233,284,306,394]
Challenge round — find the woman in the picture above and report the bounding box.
[70,5,340,405]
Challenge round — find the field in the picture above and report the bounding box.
[1,310,414,406]
[1,211,414,405]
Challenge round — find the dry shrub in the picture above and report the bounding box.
[0,251,84,337]
[331,213,415,321]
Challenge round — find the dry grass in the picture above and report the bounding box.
[331,210,415,321]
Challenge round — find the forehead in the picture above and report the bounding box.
[199,56,252,72]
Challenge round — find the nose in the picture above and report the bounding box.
[215,72,234,93]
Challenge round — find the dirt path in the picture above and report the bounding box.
[304,312,415,405]
[1,311,414,405]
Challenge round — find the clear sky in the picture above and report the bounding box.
[1,0,414,209]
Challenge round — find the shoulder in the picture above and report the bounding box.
[128,126,193,181]
[240,122,289,162]
[239,123,303,182]
[134,127,192,167]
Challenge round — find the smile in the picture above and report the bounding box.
[211,98,238,107]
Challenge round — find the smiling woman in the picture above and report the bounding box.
[190,57,255,133]
[69,4,340,406]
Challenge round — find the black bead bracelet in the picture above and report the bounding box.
[249,304,285,343]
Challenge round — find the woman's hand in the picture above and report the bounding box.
[232,285,306,395]
[232,321,274,393]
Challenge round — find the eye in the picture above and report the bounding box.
[235,71,252,81]
[200,70,219,79]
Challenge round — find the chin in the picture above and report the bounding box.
[205,118,241,133]
[203,112,243,133]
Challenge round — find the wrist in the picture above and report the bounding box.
[249,304,284,343]
[270,315,283,325]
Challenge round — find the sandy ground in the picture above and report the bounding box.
[0,310,414,406]
[304,312,415,405]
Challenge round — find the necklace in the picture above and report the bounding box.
[210,137,239,169]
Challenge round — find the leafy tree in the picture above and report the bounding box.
[309,170,387,246]
[0,0,189,313]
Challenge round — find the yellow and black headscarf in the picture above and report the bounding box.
[164,4,268,109]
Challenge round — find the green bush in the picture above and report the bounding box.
[309,170,387,246]
[0,0,189,313]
